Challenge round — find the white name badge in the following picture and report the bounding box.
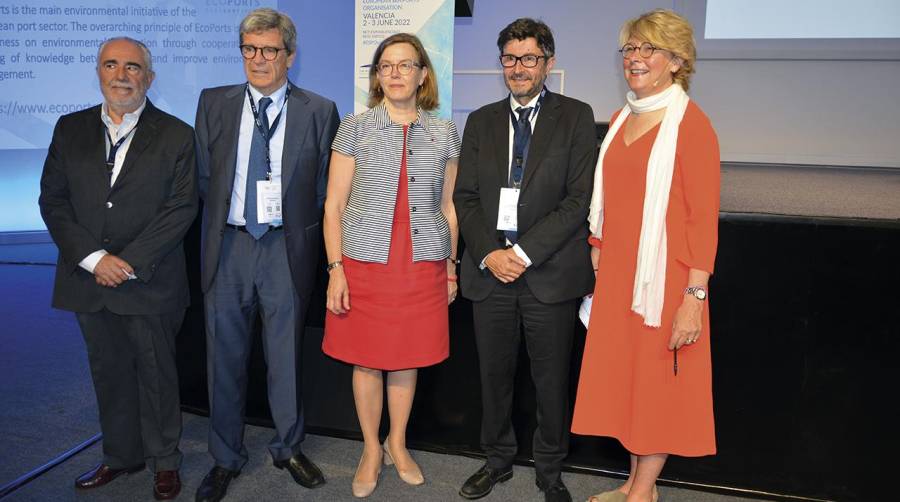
[579,294,593,328]
[256,180,282,225]
[496,187,520,232]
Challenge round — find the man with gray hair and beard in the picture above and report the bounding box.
[194,7,339,502]
[39,36,198,500]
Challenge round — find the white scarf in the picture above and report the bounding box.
[588,84,689,327]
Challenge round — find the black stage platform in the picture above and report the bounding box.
[8,162,890,502]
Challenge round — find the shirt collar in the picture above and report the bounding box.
[508,87,545,114]
[247,81,289,110]
[373,101,431,132]
[101,98,147,131]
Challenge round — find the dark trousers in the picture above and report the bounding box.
[204,227,308,471]
[472,279,576,488]
[76,308,184,472]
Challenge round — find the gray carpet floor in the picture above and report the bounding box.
[0,263,770,502]
[5,417,768,502]
[0,265,100,484]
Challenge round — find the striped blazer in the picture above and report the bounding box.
[332,104,461,263]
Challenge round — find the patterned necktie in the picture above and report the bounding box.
[244,97,272,240]
[505,106,532,244]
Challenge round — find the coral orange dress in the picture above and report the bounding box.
[571,102,720,456]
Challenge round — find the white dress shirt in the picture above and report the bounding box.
[78,99,146,274]
[488,92,543,268]
[228,82,289,226]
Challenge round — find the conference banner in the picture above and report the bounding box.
[354,0,454,119]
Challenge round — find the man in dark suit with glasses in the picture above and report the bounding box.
[454,18,596,502]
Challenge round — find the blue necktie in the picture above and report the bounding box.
[505,106,532,244]
[245,97,272,240]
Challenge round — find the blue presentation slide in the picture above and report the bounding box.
[0,0,282,231]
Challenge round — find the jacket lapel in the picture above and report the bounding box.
[221,85,245,191]
[521,91,560,190]
[87,111,109,192]
[111,100,160,192]
[491,99,511,187]
[280,82,311,193]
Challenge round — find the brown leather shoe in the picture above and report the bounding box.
[153,470,181,500]
[74,463,145,489]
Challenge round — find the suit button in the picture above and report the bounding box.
[103,238,110,244]
[106,201,113,209]
[219,229,225,235]
[225,198,231,206]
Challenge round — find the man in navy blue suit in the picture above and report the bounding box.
[193,8,339,502]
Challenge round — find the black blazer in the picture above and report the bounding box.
[39,101,199,314]
[195,82,339,296]
[454,91,596,303]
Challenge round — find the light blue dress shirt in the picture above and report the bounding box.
[228,82,289,226]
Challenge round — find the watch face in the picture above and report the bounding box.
[695,288,707,300]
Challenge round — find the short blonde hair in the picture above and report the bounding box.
[367,33,438,111]
[619,9,697,91]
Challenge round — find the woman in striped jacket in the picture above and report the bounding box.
[321,33,460,498]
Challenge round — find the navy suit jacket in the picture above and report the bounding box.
[195,82,339,296]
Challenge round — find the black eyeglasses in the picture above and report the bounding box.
[240,45,288,61]
[375,60,423,76]
[619,42,664,59]
[499,54,548,68]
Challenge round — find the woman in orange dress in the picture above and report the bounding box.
[321,34,460,498]
[571,10,720,502]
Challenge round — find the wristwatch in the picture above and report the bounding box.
[684,286,707,301]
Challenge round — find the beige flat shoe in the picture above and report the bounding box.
[587,489,627,502]
[382,440,424,485]
[587,486,659,502]
[351,451,382,498]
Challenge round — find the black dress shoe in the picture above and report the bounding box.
[195,466,239,502]
[543,480,573,502]
[74,463,145,489]
[459,463,513,499]
[273,451,325,488]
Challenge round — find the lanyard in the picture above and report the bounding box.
[508,88,545,188]
[105,126,137,181]
[246,84,290,178]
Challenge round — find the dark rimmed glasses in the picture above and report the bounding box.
[499,54,548,68]
[240,45,288,61]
